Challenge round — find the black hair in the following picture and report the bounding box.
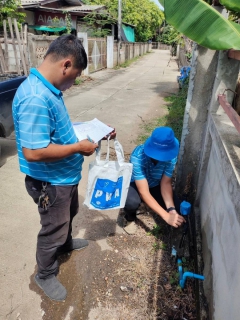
[45,34,88,70]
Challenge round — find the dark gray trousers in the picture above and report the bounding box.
[25,175,79,279]
[124,182,180,221]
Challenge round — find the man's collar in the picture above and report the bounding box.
[30,68,62,97]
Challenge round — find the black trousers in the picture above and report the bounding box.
[124,182,180,221]
[25,175,79,279]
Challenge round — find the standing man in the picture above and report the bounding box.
[12,35,115,301]
[123,127,185,235]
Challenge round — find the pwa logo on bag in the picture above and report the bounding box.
[90,177,123,209]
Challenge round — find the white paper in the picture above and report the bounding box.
[72,118,114,142]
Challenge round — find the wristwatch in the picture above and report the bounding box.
[167,207,176,212]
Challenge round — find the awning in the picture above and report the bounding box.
[28,25,74,32]
[122,24,135,42]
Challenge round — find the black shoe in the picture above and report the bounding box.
[35,274,67,301]
[56,238,89,256]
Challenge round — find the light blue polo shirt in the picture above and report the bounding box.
[130,144,177,188]
[12,68,84,185]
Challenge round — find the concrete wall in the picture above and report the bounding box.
[113,41,152,67]
[24,10,35,26]
[152,43,171,50]
[27,34,152,72]
[176,40,240,320]
[27,33,57,68]
[178,46,190,68]
[176,45,220,193]
[199,113,240,320]
[107,36,113,69]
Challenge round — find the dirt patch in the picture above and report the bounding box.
[87,211,197,320]
[37,207,197,320]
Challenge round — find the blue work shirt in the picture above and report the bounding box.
[12,68,83,185]
[130,144,177,188]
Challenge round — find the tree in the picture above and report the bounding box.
[0,0,26,29]
[158,0,240,50]
[157,24,183,56]
[157,24,180,46]
[83,12,115,37]
[83,0,164,42]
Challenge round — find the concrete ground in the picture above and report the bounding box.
[0,50,179,320]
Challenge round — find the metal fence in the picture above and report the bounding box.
[87,38,107,73]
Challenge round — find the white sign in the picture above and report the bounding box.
[35,12,77,28]
[72,118,114,142]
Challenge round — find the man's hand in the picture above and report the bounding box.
[77,139,98,156]
[134,179,186,228]
[102,127,116,140]
[164,209,186,228]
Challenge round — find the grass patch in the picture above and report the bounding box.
[169,271,180,285]
[114,52,151,70]
[114,56,140,69]
[137,85,188,144]
[147,224,163,238]
[152,241,167,251]
[74,77,84,85]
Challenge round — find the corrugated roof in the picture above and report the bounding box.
[59,5,106,12]
[20,1,105,11]
[21,0,57,6]
[32,5,106,16]
[21,0,40,4]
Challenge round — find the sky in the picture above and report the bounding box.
[151,0,164,10]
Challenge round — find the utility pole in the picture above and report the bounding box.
[117,0,122,66]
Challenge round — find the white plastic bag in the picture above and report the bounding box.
[84,138,133,210]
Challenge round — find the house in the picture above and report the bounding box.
[19,0,135,41]
[19,0,107,35]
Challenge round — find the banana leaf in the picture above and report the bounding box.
[158,0,240,50]
[219,0,240,12]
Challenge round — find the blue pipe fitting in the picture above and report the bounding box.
[177,258,205,289]
[171,246,177,257]
[176,203,205,289]
[180,272,205,289]
[177,258,183,278]
[180,201,191,216]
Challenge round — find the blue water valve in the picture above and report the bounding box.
[180,201,191,216]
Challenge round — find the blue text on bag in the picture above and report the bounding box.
[90,177,123,209]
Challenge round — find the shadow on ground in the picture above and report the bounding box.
[28,194,121,320]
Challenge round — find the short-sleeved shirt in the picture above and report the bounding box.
[12,68,83,185]
[130,144,177,188]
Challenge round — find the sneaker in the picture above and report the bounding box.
[123,220,138,235]
[136,202,147,215]
[57,238,89,256]
[35,274,67,301]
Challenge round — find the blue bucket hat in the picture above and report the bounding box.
[144,127,179,161]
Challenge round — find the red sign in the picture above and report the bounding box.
[35,11,77,28]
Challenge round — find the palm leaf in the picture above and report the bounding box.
[220,0,240,12]
[159,0,240,50]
